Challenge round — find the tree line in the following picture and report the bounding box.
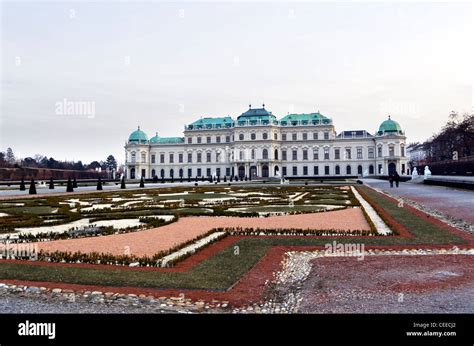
[0,148,118,172]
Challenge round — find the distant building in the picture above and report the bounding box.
[407,143,428,171]
[124,105,407,179]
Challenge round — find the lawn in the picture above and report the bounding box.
[0,184,468,291]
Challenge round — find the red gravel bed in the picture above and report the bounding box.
[37,208,370,257]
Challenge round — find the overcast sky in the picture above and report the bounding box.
[1,1,472,164]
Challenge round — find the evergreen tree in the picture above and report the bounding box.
[66,177,74,192]
[73,177,78,188]
[201,176,205,182]
[217,175,220,183]
[139,176,145,188]
[153,175,158,183]
[105,155,118,171]
[121,177,126,189]
[19,178,26,191]
[29,179,36,195]
[230,175,233,182]
[249,174,252,181]
[49,177,54,189]
[180,176,183,183]
[224,176,227,182]
[97,177,103,190]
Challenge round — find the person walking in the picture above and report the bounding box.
[388,173,394,188]
[394,171,400,188]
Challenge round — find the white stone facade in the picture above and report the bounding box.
[124,107,407,180]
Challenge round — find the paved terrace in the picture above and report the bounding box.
[362,178,474,224]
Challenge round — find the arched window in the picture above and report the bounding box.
[179,168,183,177]
[160,169,165,178]
[251,133,256,140]
[263,133,268,140]
[357,165,363,175]
[170,169,174,178]
[369,165,374,174]
[141,152,146,163]
[262,149,268,160]
[151,169,156,178]
[131,152,136,163]
[346,165,352,175]
[239,150,244,160]
[389,144,395,157]
[274,133,278,140]
[274,149,279,160]
[401,144,405,157]
[335,165,340,175]
[239,133,244,141]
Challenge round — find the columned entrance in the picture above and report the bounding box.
[274,166,279,177]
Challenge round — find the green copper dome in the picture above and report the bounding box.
[128,126,148,143]
[149,132,159,143]
[377,116,403,135]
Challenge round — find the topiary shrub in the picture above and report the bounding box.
[66,177,74,192]
[97,177,103,190]
[120,177,126,189]
[139,176,145,188]
[49,177,54,189]
[19,178,26,191]
[29,179,37,195]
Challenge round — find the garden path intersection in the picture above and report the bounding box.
[0,182,472,313]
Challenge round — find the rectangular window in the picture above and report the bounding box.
[303,150,308,160]
[313,166,319,175]
[335,149,340,160]
[197,137,202,144]
[378,146,382,157]
[357,148,362,159]
[197,153,202,163]
[216,168,221,176]
[303,133,308,141]
[325,166,330,175]
[187,168,192,177]
[188,153,192,163]
[216,152,221,162]
[282,167,287,176]
[216,136,221,143]
[226,136,230,143]
[178,153,183,163]
[313,150,319,160]
[292,166,298,176]
[160,154,165,164]
[324,148,329,160]
[292,133,297,141]
[282,134,287,141]
[226,167,231,176]
[187,137,192,144]
[303,166,308,175]
[197,168,202,176]
[324,132,329,140]
[378,164,382,173]
[151,154,156,164]
[313,132,318,140]
[206,152,211,163]
[206,168,211,176]
[368,147,375,159]
[282,150,287,161]
[169,154,174,163]
[292,150,298,160]
[207,137,211,144]
[345,148,351,160]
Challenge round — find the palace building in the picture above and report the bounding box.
[124,105,407,180]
